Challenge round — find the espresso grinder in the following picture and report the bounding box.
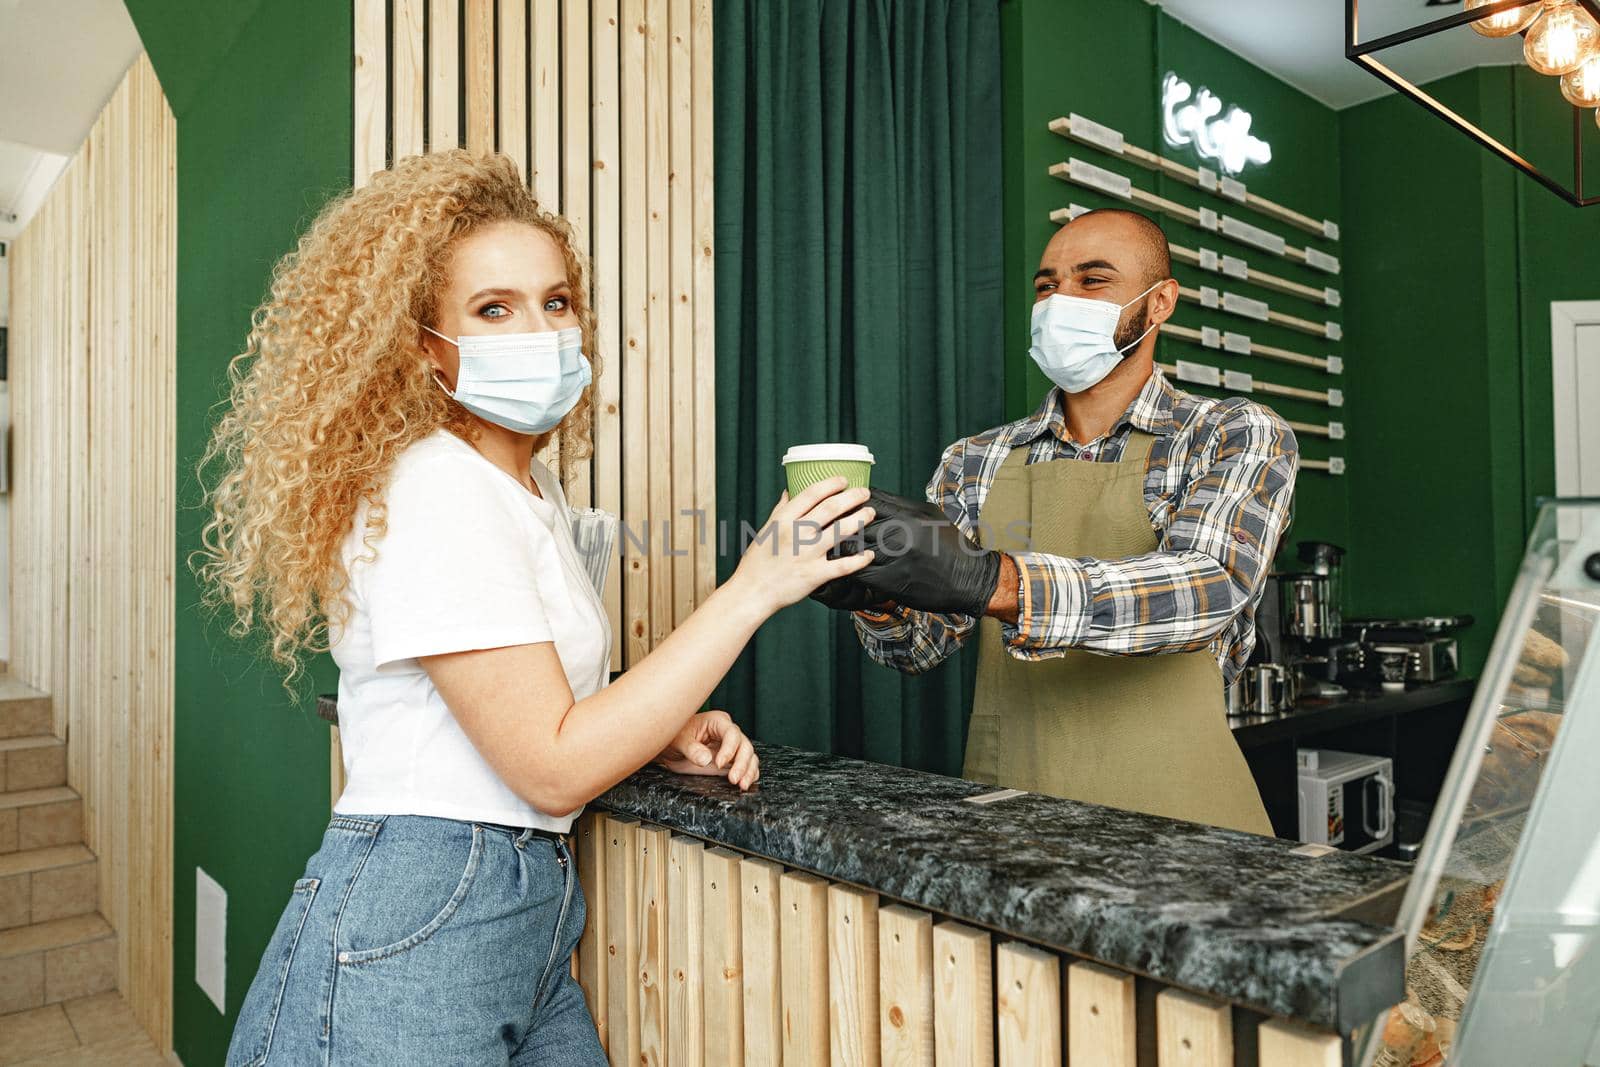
[1278,541,1350,702]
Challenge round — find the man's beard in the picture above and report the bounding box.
[1113,303,1149,353]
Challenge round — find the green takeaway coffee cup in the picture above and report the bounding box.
[782,443,875,496]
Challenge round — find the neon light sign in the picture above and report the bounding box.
[1161,73,1272,175]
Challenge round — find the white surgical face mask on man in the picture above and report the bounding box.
[1028,279,1164,394]
[423,323,592,436]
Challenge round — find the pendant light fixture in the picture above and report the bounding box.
[1523,1,1600,75]
[1347,0,1600,206]
[1466,0,1542,37]
[1564,54,1600,106]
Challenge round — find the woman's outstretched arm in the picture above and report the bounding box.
[421,477,874,815]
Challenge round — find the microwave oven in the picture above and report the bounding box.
[1297,749,1394,854]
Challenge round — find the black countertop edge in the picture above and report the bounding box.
[1228,677,1476,748]
[592,742,1408,1033]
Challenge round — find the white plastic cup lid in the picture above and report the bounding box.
[781,443,876,466]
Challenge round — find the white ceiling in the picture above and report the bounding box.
[1153,0,1526,110]
[0,0,142,241]
[0,0,1544,242]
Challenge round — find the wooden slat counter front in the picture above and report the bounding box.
[580,744,1410,1067]
[314,700,1405,1065]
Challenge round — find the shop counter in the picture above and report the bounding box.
[317,695,1408,1062]
[581,742,1408,1065]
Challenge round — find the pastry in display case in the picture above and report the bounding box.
[1358,501,1600,1067]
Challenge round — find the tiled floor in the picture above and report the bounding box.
[0,991,167,1066]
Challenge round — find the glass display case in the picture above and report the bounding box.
[1359,500,1600,1067]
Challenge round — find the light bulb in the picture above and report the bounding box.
[1524,2,1600,76]
[1562,54,1600,106]
[1467,0,1541,37]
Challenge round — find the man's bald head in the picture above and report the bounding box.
[1059,209,1171,286]
[1032,208,1180,360]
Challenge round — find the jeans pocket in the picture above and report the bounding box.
[338,825,484,966]
[233,877,320,1067]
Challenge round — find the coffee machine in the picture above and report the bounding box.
[1278,541,1350,701]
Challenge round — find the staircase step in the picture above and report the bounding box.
[0,735,68,791]
[0,680,51,742]
[0,913,116,1014]
[0,845,98,931]
[0,788,82,856]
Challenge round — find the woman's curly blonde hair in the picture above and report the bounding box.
[193,150,599,688]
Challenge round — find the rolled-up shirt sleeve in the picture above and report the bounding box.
[850,439,983,674]
[1002,401,1297,659]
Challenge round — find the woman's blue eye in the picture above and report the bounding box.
[544,295,570,313]
[480,304,509,319]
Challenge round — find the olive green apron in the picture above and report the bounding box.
[963,431,1273,835]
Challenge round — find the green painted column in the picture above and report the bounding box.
[122,2,349,1062]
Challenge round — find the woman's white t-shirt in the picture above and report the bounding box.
[330,428,612,833]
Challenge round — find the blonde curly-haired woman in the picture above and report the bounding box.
[197,151,874,1065]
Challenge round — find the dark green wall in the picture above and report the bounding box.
[999,0,1350,570]
[122,3,349,1063]
[1340,67,1600,673]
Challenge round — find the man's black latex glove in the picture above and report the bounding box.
[806,520,892,612]
[808,573,890,612]
[853,488,1004,617]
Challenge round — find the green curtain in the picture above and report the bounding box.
[712,0,1006,775]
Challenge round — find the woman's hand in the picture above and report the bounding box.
[653,710,761,791]
[726,477,875,616]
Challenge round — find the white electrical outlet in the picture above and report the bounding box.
[196,867,227,1013]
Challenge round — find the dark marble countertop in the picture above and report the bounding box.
[315,694,1406,1032]
[596,743,1407,1034]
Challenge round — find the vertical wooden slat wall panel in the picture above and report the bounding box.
[689,0,715,602]
[739,857,782,1067]
[701,847,745,1067]
[667,0,695,626]
[1068,960,1138,1067]
[361,0,714,674]
[642,0,673,645]
[932,922,994,1067]
[497,0,529,175]
[637,824,671,1065]
[354,0,388,181]
[428,0,461,149]
[1155,988,1233,1067]
[666,836,705,1066]
[829,883,881,1067]
[8,53,176,1053]
[779,870,830,1065]
[77,96,102,872]
[620,0,651,665]
[877,905,934,1067]
[577,811,610,1051]
[995,942,1061,1067]
[393,0,426,158]
[591,0,624,668]
[530,0,562,206]
[605,816,643,1067]
[529,0,563,472]
[464,0,496,152]
[560,0,594,508]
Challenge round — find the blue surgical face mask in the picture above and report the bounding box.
[423,323,592,435]
[1028,280,1164,394]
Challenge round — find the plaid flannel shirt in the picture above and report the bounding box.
[853,368,1298,685]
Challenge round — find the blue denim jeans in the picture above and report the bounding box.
[226,813,606,1066]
